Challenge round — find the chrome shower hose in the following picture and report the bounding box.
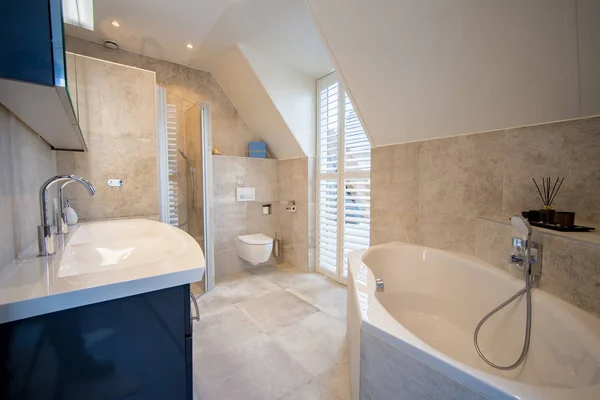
[473,274,538,371]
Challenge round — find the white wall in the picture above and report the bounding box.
[240,45,316,157]
[213,46,305,159]
[578,0,600,116]
[307,0,600,146]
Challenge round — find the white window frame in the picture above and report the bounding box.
[316,73,371,284]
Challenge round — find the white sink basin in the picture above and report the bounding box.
[0,218,204,324]
[59,219,189,277]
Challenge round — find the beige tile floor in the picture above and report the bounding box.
[192,264,350,400]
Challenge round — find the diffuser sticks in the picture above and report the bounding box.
[532,177,564,210]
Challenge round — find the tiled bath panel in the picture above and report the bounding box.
[192,264,349,400]
[346,275,362,400]
[359,332,488,400]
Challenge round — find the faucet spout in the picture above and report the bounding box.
[38,175,95,256]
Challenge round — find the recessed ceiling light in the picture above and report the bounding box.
[186,43,194,49]
[111,20,120,27]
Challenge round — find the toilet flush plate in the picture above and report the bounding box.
[108,179,123,187]
[236,187,255,202]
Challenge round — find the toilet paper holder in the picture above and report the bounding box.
[285,200,297,213]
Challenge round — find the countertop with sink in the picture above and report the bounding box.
[0,218,205,324]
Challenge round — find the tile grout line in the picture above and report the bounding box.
[232,290,319,399]
[194,267,350,400]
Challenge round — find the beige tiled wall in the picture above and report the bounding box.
[475,218,600,317]
[56,54,159,221]
[64,37,317,272]
[278,157,316,272]
[212,156,280,276]
[212,155,316,273]
[371,116,600,316]
[0,105,57,267]
[66,36,258,157]
[502,118,600,224]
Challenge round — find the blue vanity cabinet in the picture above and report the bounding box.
[0,285,194,400]
[0,0,86,151]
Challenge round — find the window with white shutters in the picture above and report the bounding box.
[317,73,371,283]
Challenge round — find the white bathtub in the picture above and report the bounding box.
[348,242,600,400]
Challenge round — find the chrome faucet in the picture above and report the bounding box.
[38,175,95,256]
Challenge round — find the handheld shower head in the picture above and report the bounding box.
[178,149,192,170]
[178,149,189,161]
[511,215,532,240]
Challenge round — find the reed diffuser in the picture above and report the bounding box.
[532,177,564,223]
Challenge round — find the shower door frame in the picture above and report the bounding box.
[156,88,215,292]
[199,102,215,292]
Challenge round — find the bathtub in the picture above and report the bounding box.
[347,242,600,400]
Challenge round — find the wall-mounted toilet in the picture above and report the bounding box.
[235,233,273,265]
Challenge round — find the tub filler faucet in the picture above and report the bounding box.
[509,235,542,277]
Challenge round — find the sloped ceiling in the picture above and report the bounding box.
[198,0,332,79]
[307,0,600,147]
[239,45,316,157]
[65,0,333,158]
[214,47,305,159]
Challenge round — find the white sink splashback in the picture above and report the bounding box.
[59,220,187,277]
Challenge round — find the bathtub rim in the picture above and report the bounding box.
[349,241,600,400]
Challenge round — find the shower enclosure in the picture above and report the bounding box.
[156,87,214,292]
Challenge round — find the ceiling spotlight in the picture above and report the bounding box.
[111,20,120,27]
[186,43,194,49]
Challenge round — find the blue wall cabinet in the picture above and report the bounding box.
[0,0,87,151]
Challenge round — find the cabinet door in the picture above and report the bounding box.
[0,286,190,399]
[185,336,193,400]
[184,284,192,337]
[0,0,54,85]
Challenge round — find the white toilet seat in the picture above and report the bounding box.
[237,233,273,246]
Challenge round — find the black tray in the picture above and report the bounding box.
[529,221,595,232]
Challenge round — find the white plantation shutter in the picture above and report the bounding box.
[319,179,338,274]
[342,178,370,276]
[344,94,371,172]
[317,73,371,283]
[319,81,339,174]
